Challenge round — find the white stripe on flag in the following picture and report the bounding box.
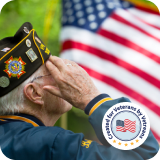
[128,8,160,28]
[101,18,160,57]
[116,9,160,38]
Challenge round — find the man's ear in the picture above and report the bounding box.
[23,83,44,106]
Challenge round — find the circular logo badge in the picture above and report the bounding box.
[8,61,22,74]
[26,39,31,47]
[102,102,150,150]
[0,76,10,88]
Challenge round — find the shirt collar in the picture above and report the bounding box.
[0,113,45,127]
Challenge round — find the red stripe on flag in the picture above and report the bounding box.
[78,64,160,117]
[135,6,160,15]
[124,119,136,133]
[62,41,160,89]
[138,20,160,30]
[111,13,160,42]
[128,14,160,31]
[98,29,160,64]
[116,126,126,132]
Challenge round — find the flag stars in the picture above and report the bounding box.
[73,0,80,3]
[68,16,75,23]
[65,2,72,8]
[90,22,98,29]
[66,9,73,16]
[96,4,104,11]
[88,14,96,21]
[63,0,108,32]
[122,1,130,8]
[76,11,84,18]
[95,0,102,3]
[78,18,86,25]
[62,16,67,23]
[131,142,134,145]
[118,142,121,145]
[114,1,121,8]
[74,3,82,10]
[98,11,106,18]
[84,0,92,6]
[86,7,94,13]
[107,2,115,9]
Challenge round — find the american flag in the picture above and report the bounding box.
[116,119,136,133]
[1,47,10,52]
[60,0,160,142]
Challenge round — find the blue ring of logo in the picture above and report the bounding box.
[111,110,141,141]
[9,61,22,74]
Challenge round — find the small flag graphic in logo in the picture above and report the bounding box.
[116,119,136,133]
[1,47,11,52]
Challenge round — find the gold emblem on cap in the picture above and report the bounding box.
[26,48,38,62]
[35,37,41,44]
[4,56,26,79]
[26,39,31,47]
[0,76,10,88]
[23,27,30,34]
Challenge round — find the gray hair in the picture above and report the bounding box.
[0,66,44,115]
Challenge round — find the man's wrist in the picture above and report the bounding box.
[84,94,113,116]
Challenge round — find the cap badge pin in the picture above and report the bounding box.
[23,27,30,34]
[26,48,38,62]
[0,76,10,88]
[26,39,31,47]
[35,37,41,44]
[1,47,11,52]
[4,56,26,79]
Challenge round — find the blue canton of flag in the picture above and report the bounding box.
[116,120,124,127]
[62,0,134,32]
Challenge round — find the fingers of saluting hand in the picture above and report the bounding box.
[44,56,69,98]
[43,85,62,98]
[49,56,66,72]
[45,60,61,81]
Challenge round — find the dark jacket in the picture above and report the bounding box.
[0,94,159,160]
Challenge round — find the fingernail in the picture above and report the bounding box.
[43,86,49,90]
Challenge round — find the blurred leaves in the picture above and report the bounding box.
[141,0,160,5]
[0,0,62,56]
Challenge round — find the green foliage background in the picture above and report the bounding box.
[143,0,160,5]
[0,0,61,56]
[0,0,96,140]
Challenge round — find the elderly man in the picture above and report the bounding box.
[0,22,159,160]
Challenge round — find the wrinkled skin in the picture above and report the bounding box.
[43,56,101,110]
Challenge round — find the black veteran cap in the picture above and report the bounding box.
[0,22,51,97]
